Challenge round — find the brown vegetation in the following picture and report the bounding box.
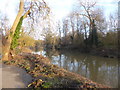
[3,52,110,88]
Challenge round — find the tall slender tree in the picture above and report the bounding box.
[2,0,50,61]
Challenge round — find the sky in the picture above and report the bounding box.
[47,0,118,20]
[0,0,119,25]
[0,0,119,39]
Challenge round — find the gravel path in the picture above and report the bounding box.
[0,63,32,88]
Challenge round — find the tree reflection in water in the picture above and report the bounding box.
[33,49,118,88]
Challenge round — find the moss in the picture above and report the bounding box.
[42,81,53,88]
[11,16,24,49]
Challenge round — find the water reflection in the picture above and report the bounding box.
[33,50,118,88]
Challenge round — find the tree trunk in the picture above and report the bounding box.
[2,0,24,61]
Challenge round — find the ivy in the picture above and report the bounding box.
[11,16,24,49]
[88,19,98,48]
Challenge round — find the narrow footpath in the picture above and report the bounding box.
[0,63,32,88]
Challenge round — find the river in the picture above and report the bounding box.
[33,49,118,88]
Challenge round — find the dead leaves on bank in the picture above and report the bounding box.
[3,53,109,88]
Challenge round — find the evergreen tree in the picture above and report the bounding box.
[89,19,98,48]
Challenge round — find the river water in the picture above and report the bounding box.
[33,49,118,88]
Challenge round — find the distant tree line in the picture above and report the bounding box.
[43,0,118,53]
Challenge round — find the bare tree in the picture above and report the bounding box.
[62,19,69,45]
[69,12,75,44]
[2,0,50,61]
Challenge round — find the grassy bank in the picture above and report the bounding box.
[3,52,110,89]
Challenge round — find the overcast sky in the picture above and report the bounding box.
[0,0,119,24]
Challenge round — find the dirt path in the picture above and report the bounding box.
[0,63,32,88]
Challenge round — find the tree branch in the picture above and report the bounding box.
[23,9,31,19]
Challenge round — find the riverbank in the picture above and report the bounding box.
[2,52,110,88]
[89,47,119,59]
[53,46,119,59]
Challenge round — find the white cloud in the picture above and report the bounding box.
[0,0,119,24]
[45,0,76,21]
[0,0,19,25]
[96,0,118,18]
